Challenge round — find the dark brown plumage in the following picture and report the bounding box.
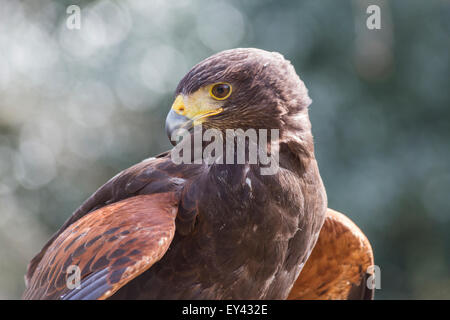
[288,209,374,300]
[23,48,373,300]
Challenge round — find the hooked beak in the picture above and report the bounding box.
[165,109,192,146]
[165,94,223,145]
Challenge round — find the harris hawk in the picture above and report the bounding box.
[23,48,374,300]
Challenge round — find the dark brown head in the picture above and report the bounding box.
[165,48,313,148]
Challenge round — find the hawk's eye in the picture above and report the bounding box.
[210,83,232,100]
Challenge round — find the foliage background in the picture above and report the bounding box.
[0,0,449,299]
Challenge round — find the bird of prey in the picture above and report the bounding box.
[23,48,374,300]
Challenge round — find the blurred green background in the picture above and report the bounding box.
[0,0,449,299]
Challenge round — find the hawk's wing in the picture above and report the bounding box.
[23,153,203,300]
[288,208,374,300]
[22,193,178,300]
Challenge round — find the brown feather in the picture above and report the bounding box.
[23,193,178,300]
[287,208,374,300]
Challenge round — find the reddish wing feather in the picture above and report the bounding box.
[288,208,374,300]
[23,192,179,300]
[24,154,192,287]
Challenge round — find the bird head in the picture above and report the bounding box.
[165,48,313,149]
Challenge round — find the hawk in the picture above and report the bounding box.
[23,48,374,300]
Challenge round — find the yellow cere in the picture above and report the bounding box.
[171,83,230,125]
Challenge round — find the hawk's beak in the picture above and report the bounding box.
[165,94,223,145]
[165,95,192,145]
[165,109,192,145]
